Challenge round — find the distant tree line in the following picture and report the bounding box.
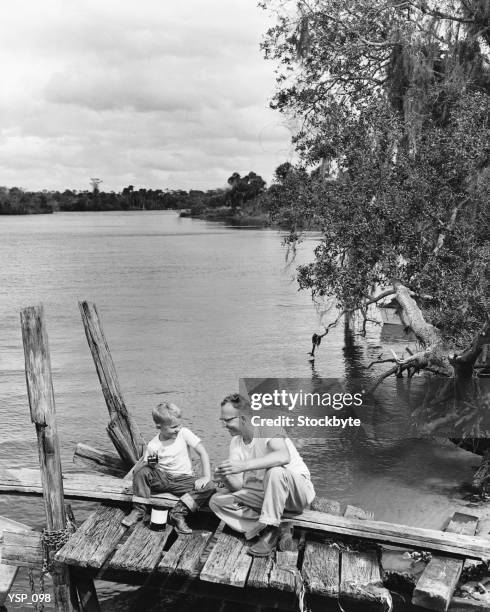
[0,171,269,216]
[0,187,55,215]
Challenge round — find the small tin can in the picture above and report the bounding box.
[147,453,158,468]
[150,508,168,531]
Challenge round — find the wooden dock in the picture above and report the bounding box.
[46,504,490,612]
[3,494,489,611]
[49,502,395,612]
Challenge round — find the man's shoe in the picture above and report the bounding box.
[168,501,193,535]
[278,522,297,552]
[248,525,279,557]
[121,509,144,527]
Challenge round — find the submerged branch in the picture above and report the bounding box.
[309,282,487,389]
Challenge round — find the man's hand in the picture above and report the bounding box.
[194,476,211,491]
[216,459,248,476]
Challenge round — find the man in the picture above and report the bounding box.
[210,393,315,557]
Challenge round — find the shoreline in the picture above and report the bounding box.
[0,205,276,228]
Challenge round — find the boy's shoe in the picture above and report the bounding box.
[168,501,192,535]
[121,509,145,527]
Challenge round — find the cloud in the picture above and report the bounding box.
[0,1,294,191]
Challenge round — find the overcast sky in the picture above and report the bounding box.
[0,1,294,192]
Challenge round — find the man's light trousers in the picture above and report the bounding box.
[209,466,315,533]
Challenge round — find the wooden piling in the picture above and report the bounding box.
[20,305,75,612]
[78,301,145,466]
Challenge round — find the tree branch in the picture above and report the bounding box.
[365,357,398,369]
[308,288,398,357]
[408,1,476,24]
[432,199,467,256]
[450,322,490,376]
[364,288,397,306]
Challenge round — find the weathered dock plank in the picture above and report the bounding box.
[300,503,371,599]
[287,509,490,560]
[200,529,253,587]
[0,468,178,509]
[1,531,43,568]
[158,530,213,577]
[302,541,340,598]
[195,521,225,574]
[157,534,192,575]
[269,551,299,593]
[0,516,33,606]
[55,506,126,568]
[412,513,479,612]
[247,556,274,589]
[109,523,172,573]
[175,530,214,577]
[340,550,392,611]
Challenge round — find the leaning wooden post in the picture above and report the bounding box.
[20,305,75,612]
[78,301,145,467]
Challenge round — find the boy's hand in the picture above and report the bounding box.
[194,476,211,490]
[216,459,247,476]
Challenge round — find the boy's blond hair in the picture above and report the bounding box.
[152,402,181,424]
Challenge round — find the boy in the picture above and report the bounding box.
[122,402,215,533]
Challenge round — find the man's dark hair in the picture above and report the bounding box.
[220,393,252,415]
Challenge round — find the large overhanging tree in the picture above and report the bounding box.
[261,0,490,386]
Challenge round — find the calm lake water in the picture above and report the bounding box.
[0,211,483,610]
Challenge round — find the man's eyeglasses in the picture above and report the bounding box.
[219,416,239,424]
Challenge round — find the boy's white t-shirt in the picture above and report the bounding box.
[143,427,201,475]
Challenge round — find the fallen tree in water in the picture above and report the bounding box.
[364,283,490,387]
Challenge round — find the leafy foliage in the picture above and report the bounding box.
[261,0,490,347]
[227,171,266,209]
